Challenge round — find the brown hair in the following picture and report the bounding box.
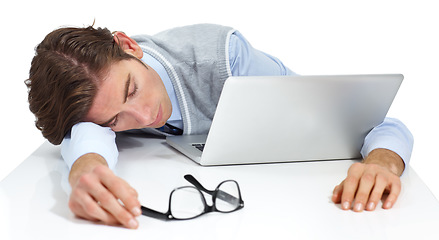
[26,25,137,145]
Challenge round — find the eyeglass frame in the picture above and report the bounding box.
[140,174,244,220]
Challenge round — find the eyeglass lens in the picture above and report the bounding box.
[169,180,241,219]
[215,181,241,212]
[170,187,205,219]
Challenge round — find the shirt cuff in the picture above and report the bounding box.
[360,117,414,166]
[61,122,119,170]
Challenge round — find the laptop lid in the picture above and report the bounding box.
[166,74,403,166]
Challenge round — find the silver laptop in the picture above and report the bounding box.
[166,74,403,166]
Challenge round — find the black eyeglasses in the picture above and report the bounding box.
[140,174,244,220]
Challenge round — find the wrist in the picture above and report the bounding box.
[363,148,405,176]
[69,153,108,186]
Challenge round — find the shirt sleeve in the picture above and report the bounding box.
[61,122,119,170]
[360,117,414,166]
[228,31,297,77]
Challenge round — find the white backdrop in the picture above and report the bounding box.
[1,0,438,201]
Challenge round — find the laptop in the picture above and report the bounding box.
[166,74,403,166]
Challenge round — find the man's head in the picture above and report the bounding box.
[26,25,171,145]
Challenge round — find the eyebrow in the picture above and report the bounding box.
[100,73,131,127]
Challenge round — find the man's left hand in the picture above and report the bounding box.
[331,148,405,212]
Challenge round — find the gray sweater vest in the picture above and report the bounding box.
[132,24,235,135]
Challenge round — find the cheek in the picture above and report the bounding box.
[136,87,157,108]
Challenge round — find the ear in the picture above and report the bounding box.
[113,31,143,59]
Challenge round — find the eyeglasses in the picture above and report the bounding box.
[140,174,244,220]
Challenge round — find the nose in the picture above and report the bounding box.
[128,104,153,126]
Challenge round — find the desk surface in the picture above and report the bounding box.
[1,133,438,240]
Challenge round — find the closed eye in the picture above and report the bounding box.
[109,115,119,127]
[109,83,136,128]
[129,83,138,98]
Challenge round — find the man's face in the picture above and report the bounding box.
[85,59,172,132]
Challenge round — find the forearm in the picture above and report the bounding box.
[61,122,119,170]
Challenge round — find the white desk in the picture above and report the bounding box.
[1,132,438,240]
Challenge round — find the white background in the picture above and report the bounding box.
[1,0,438,202]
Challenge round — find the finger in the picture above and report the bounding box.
[108,182,140,216]
[69,184,100,221]
[69,197,99,222]
[92,167,140,229]
[353,169,377,212]
[341,163,364,210]
[96,166,141,216]
[80,193,120,225]
[332,182,344,203]
[365,174,388,211]
[90,185,132,225]
[74,167,138,229]
[383,177,401,209]
[69,188,118,225]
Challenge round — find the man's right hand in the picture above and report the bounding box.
[68,153,141,229]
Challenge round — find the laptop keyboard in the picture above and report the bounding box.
[192,143,205,152]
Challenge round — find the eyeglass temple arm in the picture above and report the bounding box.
[216,190,244,206]
[184,175,243,206]
[184,174,215,195]
[141,205,170,220]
